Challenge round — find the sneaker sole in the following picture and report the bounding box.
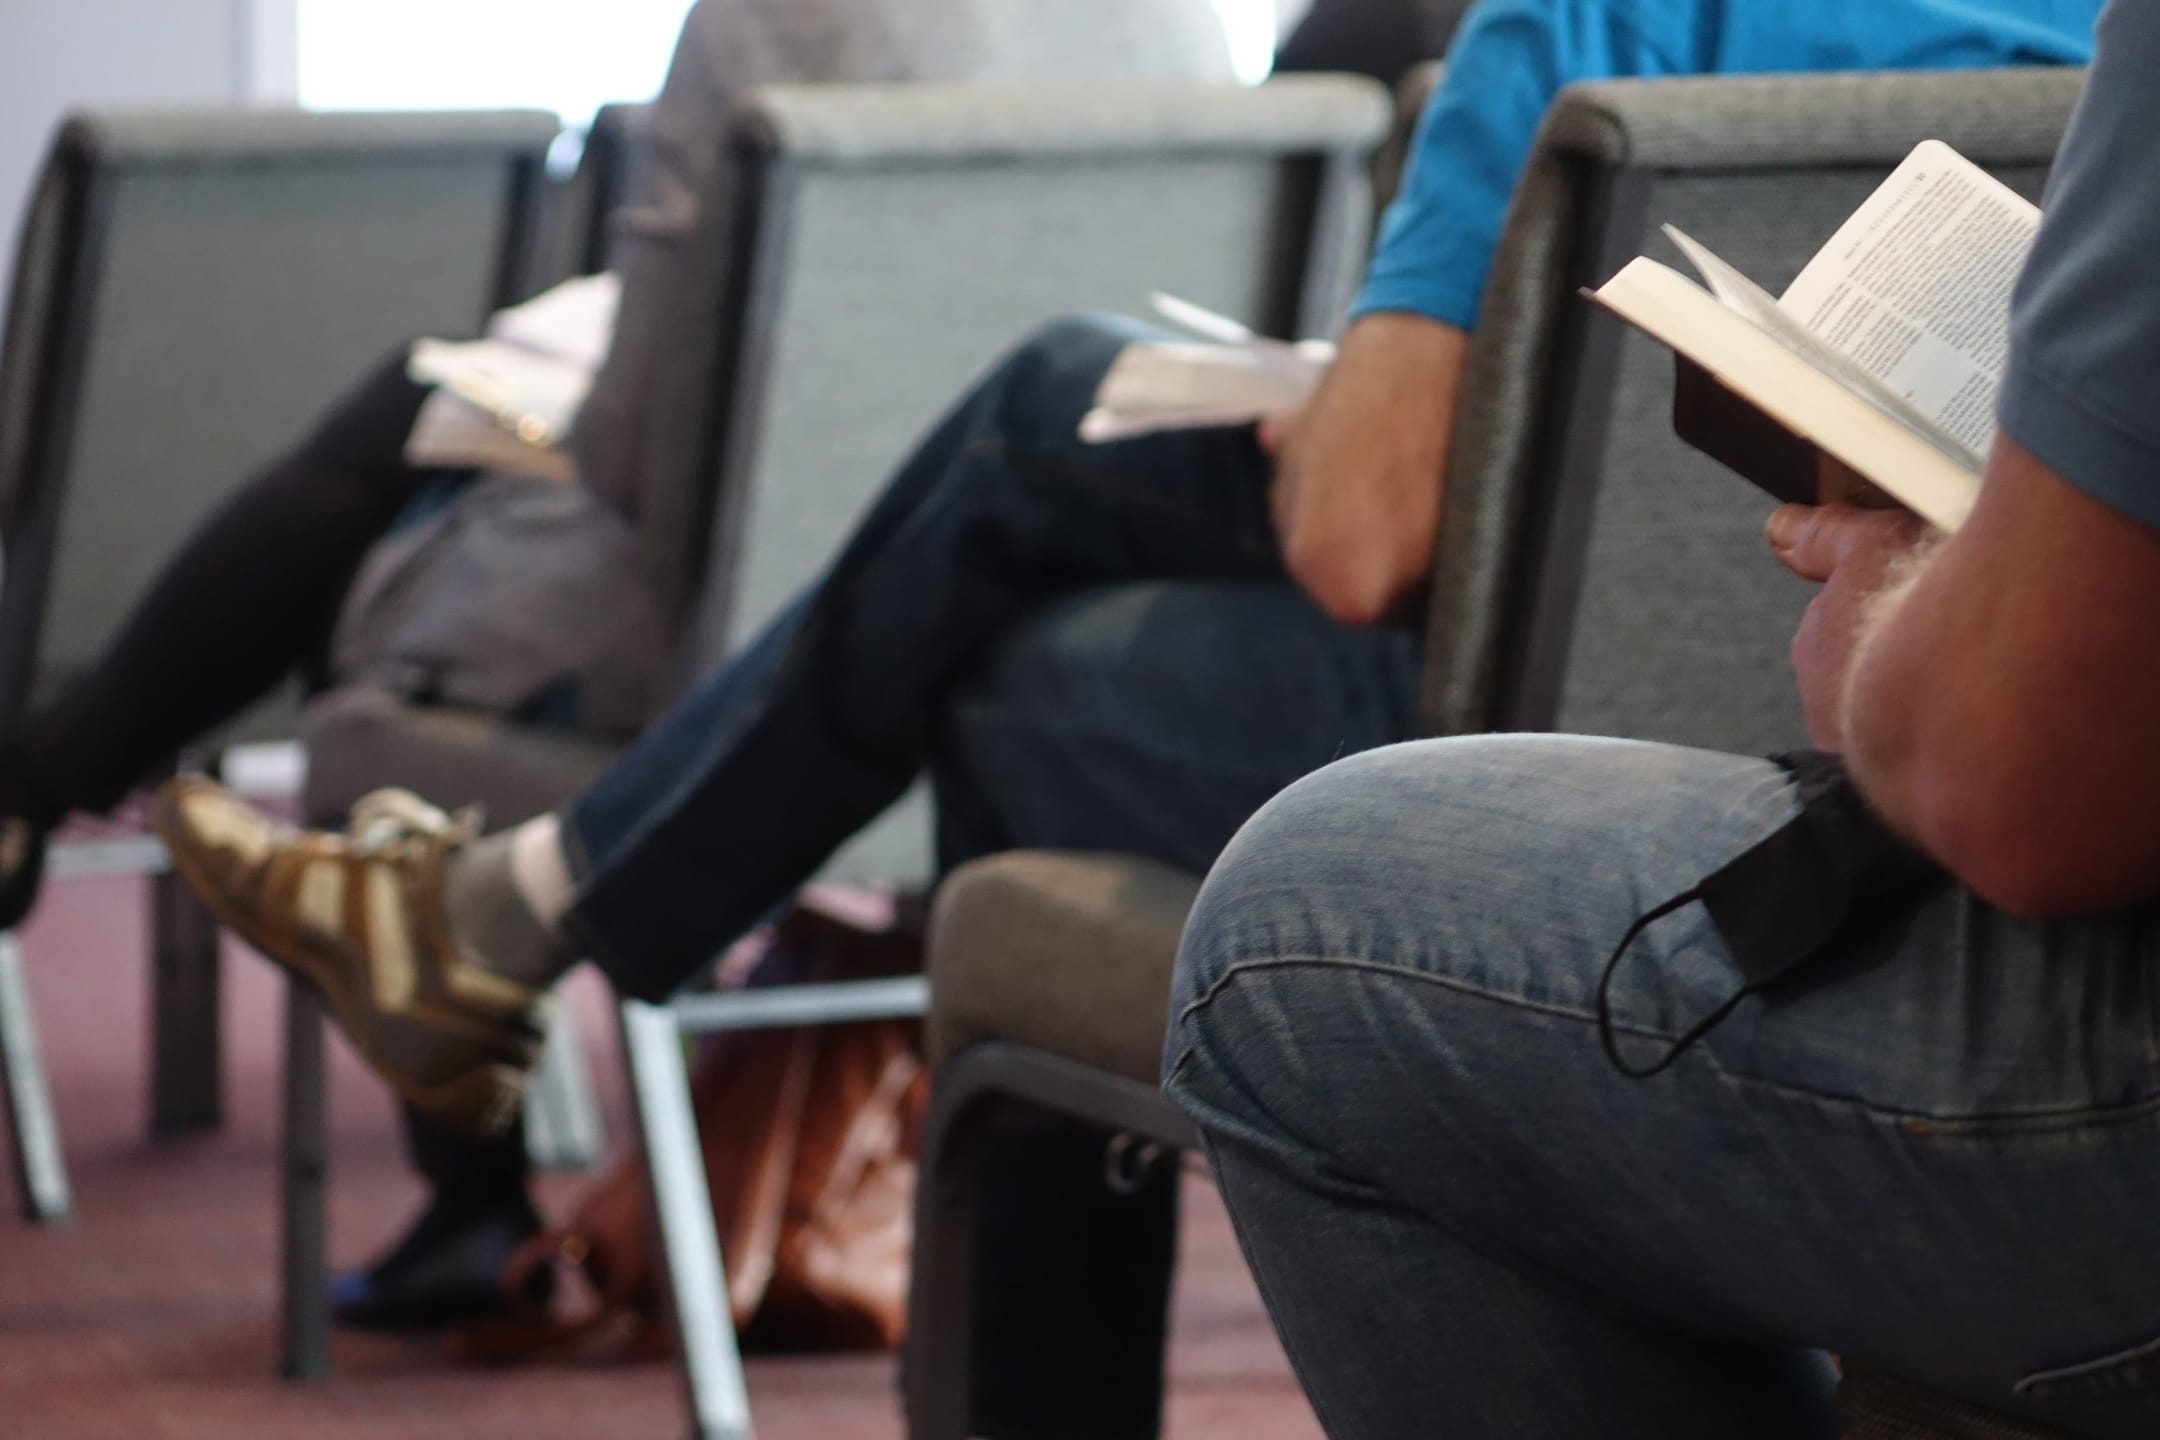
[151,789,526,1136]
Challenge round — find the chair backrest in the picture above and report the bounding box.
[524,101,653,291]
[1420,68,2083,755]
[0,107,559,746]
[680,74,1392,884]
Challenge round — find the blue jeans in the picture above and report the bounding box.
[558,313,1421,999]
[1166,735,2160,1440]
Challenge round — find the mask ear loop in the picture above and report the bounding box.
[1596,889,1761,1081]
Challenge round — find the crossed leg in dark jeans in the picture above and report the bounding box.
[527,315,1420,1434]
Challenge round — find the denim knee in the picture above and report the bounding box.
[1163,742,1431,1083]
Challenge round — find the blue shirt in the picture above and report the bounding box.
[1997,0,2160,530]
[1354,0,2101,330]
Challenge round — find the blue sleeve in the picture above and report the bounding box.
[1995,0,2160,530]
[1349,0,1686,330]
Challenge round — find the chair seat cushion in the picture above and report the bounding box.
[927,850,1203,1083]
[1838,1365,2090,1439]
[301,684,620,829]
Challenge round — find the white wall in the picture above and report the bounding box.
[0,0,287,330]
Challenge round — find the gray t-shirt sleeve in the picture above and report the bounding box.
[1997,0,2160,530]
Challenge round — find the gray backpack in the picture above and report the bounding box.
[331,472,677,740]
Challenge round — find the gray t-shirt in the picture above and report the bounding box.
[1998,0,2160,529]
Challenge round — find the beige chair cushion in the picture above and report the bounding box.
[300,684,618,830]
[927,850,1203,1083]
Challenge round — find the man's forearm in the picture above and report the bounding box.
[1273,313,1466,625]
[1833,547,1944,841]
[1834,442,2160,915]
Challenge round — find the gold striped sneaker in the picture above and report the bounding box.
[150,778,546,1135]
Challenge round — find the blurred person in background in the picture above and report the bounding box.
[0,0,1237,1334]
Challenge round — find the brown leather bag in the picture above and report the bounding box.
[453,890,928,1365]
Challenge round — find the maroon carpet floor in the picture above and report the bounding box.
[0,863,1320,1440]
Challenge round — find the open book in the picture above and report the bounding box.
[1588,141,2039,533]
[402,273,621,484]
[1079,294,1333,443]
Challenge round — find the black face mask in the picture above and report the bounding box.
[1598,751,1947,1080]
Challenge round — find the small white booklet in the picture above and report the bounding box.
[1079,293,1335,443]
[402,272,622,484]
[1587,140,2038,534]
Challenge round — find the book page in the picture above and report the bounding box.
[1666,227,1786,326]
[1077,293,1335,442]
[1666,226,1975,474]
[1078,341,1332,442]
[1779,140,2038,464]
[1590,258,1980,533]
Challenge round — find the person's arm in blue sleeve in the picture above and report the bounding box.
[1272,0,1686,625]
[1772,0,2160,916]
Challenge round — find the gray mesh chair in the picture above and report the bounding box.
[611,74,1390,1440]
[0,101,576,1349]
[0,107,560,1222]
[912,66,2085,1440]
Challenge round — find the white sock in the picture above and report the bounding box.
[443,815,576,991]
[508,814,576,930]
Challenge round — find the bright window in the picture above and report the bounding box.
[296,1,1278,126]
[1215,0,1281,84]
[296,0,695,126]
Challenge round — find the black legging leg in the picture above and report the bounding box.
[401,1105,535,1226]
[10,344,441,819]
[5,344,535,1240]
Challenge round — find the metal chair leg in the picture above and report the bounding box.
[619,999,752,1440]
[0,933,70,1223]
[905,1072,991,1440]
[905,1044,1202,1440]
[149,867,223,1137]
[279,981,330,1380]
[523,1012,604,1171]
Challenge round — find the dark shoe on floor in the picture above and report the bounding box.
[0,814,48,933]
[149,779,546,1135]
[332,1204,551,1332]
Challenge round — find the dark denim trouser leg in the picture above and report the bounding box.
[561,315,1284,999]
[930,580,1423,871]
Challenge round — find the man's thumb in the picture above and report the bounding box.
[1765,504,1833,580]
